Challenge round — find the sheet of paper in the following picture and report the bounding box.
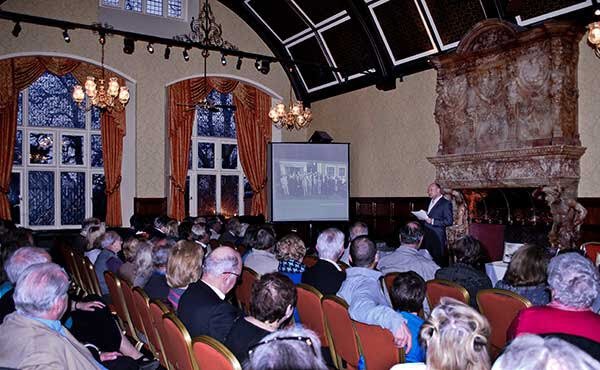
[411,210,429,221]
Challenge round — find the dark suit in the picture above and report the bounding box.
[424,197,453,266]
[177,280,241,342]
[301,259,346,295]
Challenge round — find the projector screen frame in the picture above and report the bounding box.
[268,142,350,222]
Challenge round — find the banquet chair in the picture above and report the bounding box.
[234,267,259,314]
[353,320,405,370]
[149,299,172,369]
[425,279,470,308]
[83,256,102,296]
[132,287,168,367]
[120,278,145,343]
[581,242,600,264]
[192,335,242,370]
[104,271,137,340]
[322,295,361,370]
[162,313,198,370]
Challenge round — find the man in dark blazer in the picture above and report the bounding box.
[423,183,453,267]
[177,246,242,342]
[302,228,346,295]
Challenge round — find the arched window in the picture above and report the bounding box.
[9,71,106,227]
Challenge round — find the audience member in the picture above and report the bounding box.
[245,326,327,370]
[244,227,278,275]
[118,237,142,285]
[390,271,426,363]
[72,218,101,255]
[177,246,242,341]
[509,252,600,342]
[165,219,179,239]
[340,221,368,264]
[391,297,491,370]
[132,241,154,287]
[143,243,172,300]
[207,216,223,240]
[435,235,492,308]
[301,227,346,294]
[190,222,211,253]
[94,231,124,298]
[177,220,193,241]
[337,236,412,352]
[224,272,296,363]
[84,224,106,264]
[495,244,550,305]
[219,217,241,246]
[166,240,204,310]
[492,334,600,370]
[276,233,307,284]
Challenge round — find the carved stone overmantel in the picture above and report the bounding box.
[428,19,586,195]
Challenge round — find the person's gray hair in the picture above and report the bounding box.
[316,228,345,260]
[13,262,69,317]
[97,231,122,250]
[492,334,600,370]
[349,221,368,241]
[81,217,101,237]
[203,250,240,276]
[547,253,600,308]
[245,326,327,370]
[255,228,275,251]
[152,245,171,268]
[5,247,51,283]
[191,223,209,240]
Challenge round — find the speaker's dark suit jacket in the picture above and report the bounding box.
[301,259,346,295]
[177,280,241,342]
[424,197,453,266]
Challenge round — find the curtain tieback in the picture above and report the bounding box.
[105,176,122,195]
[252,181,267,194]
[169,175,185,193]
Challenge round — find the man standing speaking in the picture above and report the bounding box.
[423,183,453,266]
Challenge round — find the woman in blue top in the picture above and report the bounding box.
[275,233,307,285]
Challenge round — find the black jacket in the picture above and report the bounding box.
[301,259,346,295]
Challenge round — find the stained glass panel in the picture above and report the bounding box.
[222,144,238,169]
[91,106,101,130]
[198,142,215,169]
[9,173,20,224]
[28,171,55,226]
[102,0,120,6]
[92,174,107,221]
[91,135,104,168]
[17,92,23,126]
[197,174,216,216]
[29,132,54,165]
[13,130,22,166]
[61,135,84,165]
[125,0,142,12]
[28,72,85,129]
[221,175,239,217]
[196,90,236,138]
[168,0,183,17]
[147,0,163,15]
[61,172,85,225]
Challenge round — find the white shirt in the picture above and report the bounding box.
[427,195,443,214]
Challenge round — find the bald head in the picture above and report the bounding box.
[350,236,377,268]
[202,246,241,294]
[5,247,51,284]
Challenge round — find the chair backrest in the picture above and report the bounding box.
[72,253,92,295]
[322,295,360,370]
[581,242,600,263]
[149,299,172,368]
[121,278,145,342]
[353,320,405,370]
[302,255,318,268]
[133,287,168,368]
[477,288,532,354]
[104,271,136,339]
[83,256,102,296]
[192,335,242,370]
[338,261,350,271]
[234,267,259,314]
[426,279,470,308]
[162,313,198,370]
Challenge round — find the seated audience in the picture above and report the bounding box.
[245,326,327,370]
[492,334,600,370]
[276,233,307,284]
[147,215,170,238]
[435,235,492,308]
[208,216,224,240]
[190,222,211,254]
[337,236,411,352]
[509,252,600,342]
[72,218,101,255]
[166,240,204,310]
[219,217,241,246]
[244,227,278,275]
[301,227,346,295]
[143,243,172,300]
[177,220,193,241]
[94,231,124,298]
[340,221,368,264]
[390,271,427,363]
[224,272,296,363]
[84,224,106,264]
[391,297,491,370]
[495,244,550,305]
[165,219,179,239]
[177,246,242,341]
[132,241,154,287]
[118,237,142,285]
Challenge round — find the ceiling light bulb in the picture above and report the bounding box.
[62,29,70,43]
[147,43,154,54]
[183,48,190,61]
[221,54,227,66]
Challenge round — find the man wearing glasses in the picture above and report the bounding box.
[177,246,242,342]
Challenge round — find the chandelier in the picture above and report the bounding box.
[268,88,312,130]
[72,34,129,111]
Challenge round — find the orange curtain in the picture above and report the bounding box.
[0,56,126,224]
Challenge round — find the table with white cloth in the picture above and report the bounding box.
[485,260,509,286]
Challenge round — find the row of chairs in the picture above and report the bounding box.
[58,245,102,297]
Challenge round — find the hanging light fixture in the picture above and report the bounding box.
[588,21,600,58]
[72,34,129,112]
[269,87,312,130]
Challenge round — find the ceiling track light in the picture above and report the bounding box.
[255,59,270,75]
[147,42,154,54]
[183,48,190,61]
[164,45,171,60]
[123,37,135,54]
[220,53,227,66]
[236,56,242,70]
[98,32,106,45]
[12,21,21,37]
[62,29,70,43]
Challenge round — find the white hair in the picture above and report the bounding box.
[5,247,51,283]
[492,334,600,370]
[349,221,368,241]
[203,250,240,276]
[316,228,345,260]
[13,262,69,317]
[548,253,600,308]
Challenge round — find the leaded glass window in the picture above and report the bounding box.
[12,71,105,228]
[186,89,245,217]
[100,0,184,19]
[147,0,162,15]
[125,0,142,12]
[168,0,182,17]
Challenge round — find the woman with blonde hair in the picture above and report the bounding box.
[132,241,154,288]
[117,237,142,284]
[275,233,307,284]
[391,297,491,370]
[166,240,204,309]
